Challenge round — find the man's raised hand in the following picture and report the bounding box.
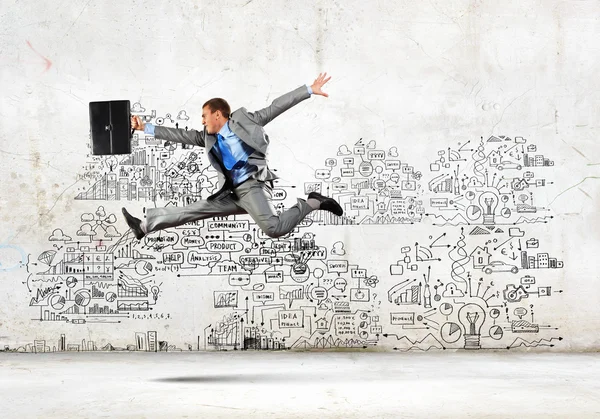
[310,72,332,97]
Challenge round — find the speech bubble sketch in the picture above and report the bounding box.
[310,286,328,305]
[253,292,275,303]
[327,260,349,274]
[144,231,180,251]
[206,240,244,253]
[514,307,528,318]
[187,251,222,266]
[333,277,347,293]
[180,235,205,248]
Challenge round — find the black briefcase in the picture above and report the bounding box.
[89,100,132,155]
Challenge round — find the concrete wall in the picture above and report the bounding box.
[1,0,599,352]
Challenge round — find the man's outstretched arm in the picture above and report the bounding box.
[247,72,332,127]
[131,115,206,147]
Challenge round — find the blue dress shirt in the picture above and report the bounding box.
[213,120,256,186]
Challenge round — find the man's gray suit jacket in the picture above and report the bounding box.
[152,85,311,200]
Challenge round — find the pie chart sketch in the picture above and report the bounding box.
[489,325,504,340]
[66,276,78,288]
[74,290,91,307]
[489,308,501,319]
[439,302,453,316]
[50,294,66,310]
[466,205,482,221]
[105,292,117,303]
[441,322,462,343]
[163,141,177,151]
[135,260,153,275]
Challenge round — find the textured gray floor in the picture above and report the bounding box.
[1,352,599,418]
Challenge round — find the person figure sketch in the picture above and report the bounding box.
[122,72,343,240]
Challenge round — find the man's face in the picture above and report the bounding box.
[202,106,220,134]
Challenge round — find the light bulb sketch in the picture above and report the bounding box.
[478,191,499,225]
[151,286,160,303]
[457,303,487,350]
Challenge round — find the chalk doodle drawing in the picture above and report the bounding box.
[424,136,554,226]
[3,102,564,353]
[382,227,562,351]
[302,139,425,225]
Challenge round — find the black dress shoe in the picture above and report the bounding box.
[121,208,145,240]
[307,192,343,216]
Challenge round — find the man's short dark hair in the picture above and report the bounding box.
[203,98,231,119]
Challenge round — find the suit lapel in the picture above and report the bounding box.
[205,131,216,151]
[229,113,266,154]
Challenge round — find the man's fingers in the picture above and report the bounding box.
[314,72,331,85]
[131,116,141,129]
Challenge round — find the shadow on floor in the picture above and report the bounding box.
[152,372,331,383]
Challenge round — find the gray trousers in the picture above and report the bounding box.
[145,179,314,238]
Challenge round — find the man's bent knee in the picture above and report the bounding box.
[262,224,284,239]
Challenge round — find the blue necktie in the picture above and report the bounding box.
[216,133,237,170]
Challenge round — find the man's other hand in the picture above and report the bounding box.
[311,72,332,97]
